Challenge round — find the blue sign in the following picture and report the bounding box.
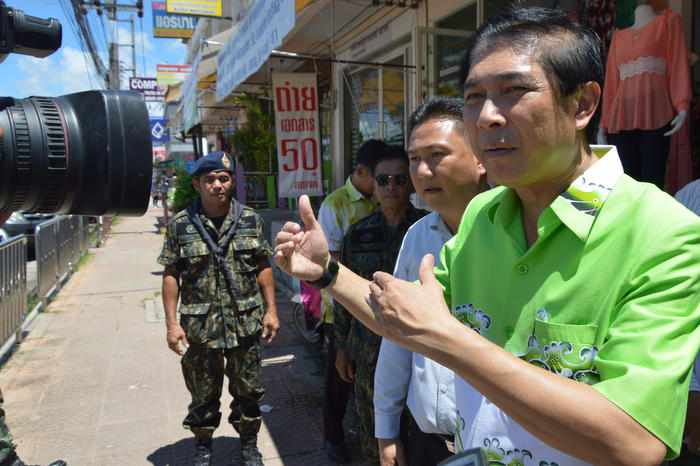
[152,1,198,38]
[150,118,170,144]
[185,160,195,174]
[216,0,295,101]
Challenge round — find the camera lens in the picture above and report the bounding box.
[0,90,152,215]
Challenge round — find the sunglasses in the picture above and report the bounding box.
[375,174,409,187]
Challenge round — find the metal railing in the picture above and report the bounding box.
[0,216,96,355]
[35,216,92,302]
[0,236,27,348]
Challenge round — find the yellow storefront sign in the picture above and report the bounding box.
[166,0,222,17]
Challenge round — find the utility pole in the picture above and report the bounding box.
[108,5,119,89]
[78,1,144,89]
[117,15,137,80]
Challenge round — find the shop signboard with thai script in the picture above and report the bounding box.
[216,0,295,102]
[157,64,192,86]
[182,51,202,133]
[153,1,197,38]
[272,73,323,197]
[166,0,222,17]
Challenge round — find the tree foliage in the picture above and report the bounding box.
[229,93,276,172]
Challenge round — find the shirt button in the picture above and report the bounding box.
[517,264,529,275]
[439,385,447,394]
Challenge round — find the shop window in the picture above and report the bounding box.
[343,52,408,174]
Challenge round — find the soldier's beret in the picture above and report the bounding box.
[190,151,234,177]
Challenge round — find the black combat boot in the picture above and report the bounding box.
[8,457,66,466]
[239,435,263,466]
[193,437,212,466]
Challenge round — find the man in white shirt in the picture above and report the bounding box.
[674,181,700,464]
[317,139,385,463]
[373,98,487,466]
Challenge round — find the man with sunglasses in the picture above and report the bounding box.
[333,146,426,463]
[373,97,487,466]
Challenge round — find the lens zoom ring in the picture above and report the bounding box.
[9,105,31,209]
[34,98,67,211]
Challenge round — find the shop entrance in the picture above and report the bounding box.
[342,47,411,174]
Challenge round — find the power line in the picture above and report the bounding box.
[139,15,146,76]
[68,0,109,84]
[58,0,100,89]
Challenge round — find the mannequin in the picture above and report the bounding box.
[597,0,691,188]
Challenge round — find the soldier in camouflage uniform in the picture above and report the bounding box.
[158,152,279,466]
[334,147,426,462]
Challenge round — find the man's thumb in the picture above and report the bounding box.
[299,195,318,230]
[418,254,437,286]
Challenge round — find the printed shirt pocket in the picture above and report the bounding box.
[522,319,600,384]
[180,242,210,263]
[231,236,261,272]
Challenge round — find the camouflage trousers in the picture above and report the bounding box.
[0,388,16,465]
[353,361,379,463]
[181,336,265,438]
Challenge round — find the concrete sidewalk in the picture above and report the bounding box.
[0,207,358,466]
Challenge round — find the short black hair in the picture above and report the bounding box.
[373,145,408,172]
[459,6,603,142]
[355,139,391,173]
[408,97,464,137]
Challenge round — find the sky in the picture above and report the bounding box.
[1,0,187,98]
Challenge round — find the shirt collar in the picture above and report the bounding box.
[490,146,624,242]
[345,176,367,203]
[428,212,455,240]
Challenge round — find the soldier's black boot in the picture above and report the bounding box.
[239,435,263,466]
[6,455,66,466]
[193,438,212,466]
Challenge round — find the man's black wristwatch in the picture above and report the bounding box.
[306,259,339,289]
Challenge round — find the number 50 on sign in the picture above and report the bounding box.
[273,73,323,197]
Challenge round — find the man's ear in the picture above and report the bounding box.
[573,81,601,133]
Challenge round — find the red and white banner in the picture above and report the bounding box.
[272,73,323,198]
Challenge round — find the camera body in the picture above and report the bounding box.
[0,1,152,216]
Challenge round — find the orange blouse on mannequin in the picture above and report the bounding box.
[600,9,691,134]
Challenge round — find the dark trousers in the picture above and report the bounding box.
[323,324,353,445]
[402,412,452,466]
[181,339,265,438]
[607,125,671,189]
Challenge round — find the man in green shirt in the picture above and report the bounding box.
[274,7,700,466]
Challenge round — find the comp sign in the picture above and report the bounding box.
[129,77,166,101]
[153,1,197,38]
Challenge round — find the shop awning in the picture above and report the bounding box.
[216,0,297,101]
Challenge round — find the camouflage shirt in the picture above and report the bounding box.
[158,199,273,349]
[334,206,427,364]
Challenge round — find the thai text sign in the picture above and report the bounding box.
[216,0,295,101]
[182,51,202,132]
[156,64,192,86]
[153,1,197,38]
[273,73,322,197]
[166,0,222,17]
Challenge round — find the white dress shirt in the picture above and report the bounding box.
[676,180,700,393]
[373,211,457,439]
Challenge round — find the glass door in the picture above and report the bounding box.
[343,49,409,173]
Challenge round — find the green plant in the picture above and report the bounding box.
[229,94,276,172]
[171,168,198,213]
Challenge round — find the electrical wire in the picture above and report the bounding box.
[59,0,98,89]
[139,15,147,76]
